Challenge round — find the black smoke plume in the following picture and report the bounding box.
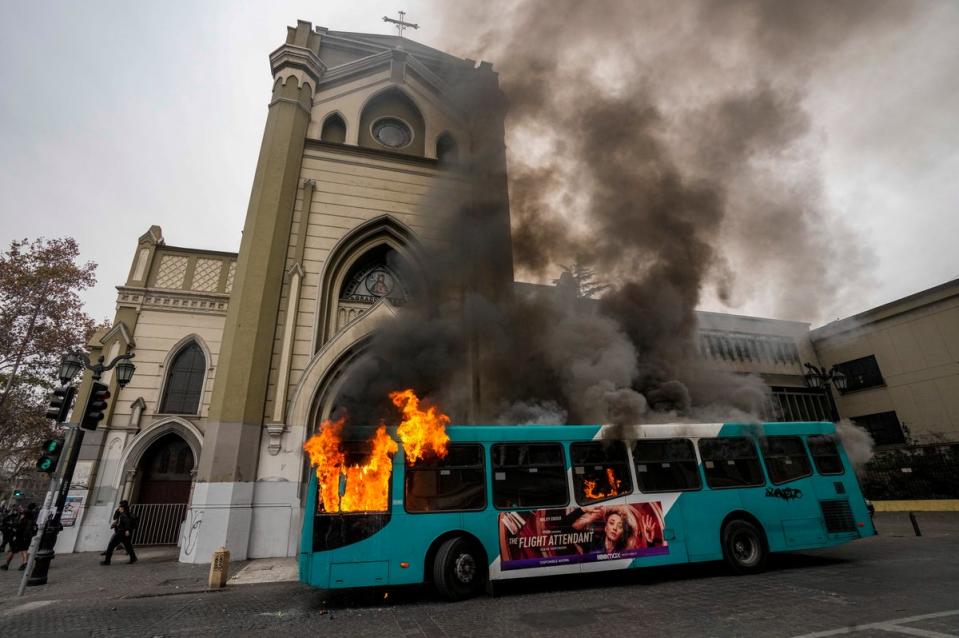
[331,0,910,426]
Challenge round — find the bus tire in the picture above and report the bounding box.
[721,518,767,575]
[432,536,487,601]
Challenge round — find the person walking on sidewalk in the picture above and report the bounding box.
[100,501,138,566]
[2,503,37,571]
[0,505,17,556]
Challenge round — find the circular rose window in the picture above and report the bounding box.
[372,118,412,149]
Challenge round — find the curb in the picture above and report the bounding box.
[872,500,959,512]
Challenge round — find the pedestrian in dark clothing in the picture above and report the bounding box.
[0,507,17,554]
[2,503,37,571]
[101,504,124,556]
[101,501,137,565]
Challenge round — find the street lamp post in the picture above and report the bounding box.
[22,351,135,589]
[803,362,848,422]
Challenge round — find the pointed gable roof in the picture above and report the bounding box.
[315,27,478,88]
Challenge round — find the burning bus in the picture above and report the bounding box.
[300,391,874,600]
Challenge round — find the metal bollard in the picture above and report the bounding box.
[908,512,922,537]
[208,546,231,588]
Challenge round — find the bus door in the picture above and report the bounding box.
[492,442,582,577]
[755,436,826,549]
[313,441,395,588]
[632,438,703,563]
[569,440,654,574]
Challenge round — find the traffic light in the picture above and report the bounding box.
[45,385,77,423]
[13,489,23,498]
[36,438,65,474]
[80,381,110,430]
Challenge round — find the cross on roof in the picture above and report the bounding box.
[382,10,419,38]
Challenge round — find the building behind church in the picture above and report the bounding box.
[53,21,959,561]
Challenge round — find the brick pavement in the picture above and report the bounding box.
[0,513,956,637]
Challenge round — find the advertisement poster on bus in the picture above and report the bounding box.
[498,501,668,570]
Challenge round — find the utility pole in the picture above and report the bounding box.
[18,351,135,594]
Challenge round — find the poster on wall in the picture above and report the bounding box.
[61,495,84,527]
[498,501,668,570]
[71,461,93,490]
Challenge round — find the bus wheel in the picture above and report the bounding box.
[721,519,767,575]
[432,536,487,601]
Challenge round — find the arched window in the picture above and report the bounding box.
[436,133,458,164]
[321,113,346,143]
[339,246,409,304]
[358,89,425,156]
[332,245,410,335]
[159,342,205,415]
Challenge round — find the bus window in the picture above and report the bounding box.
[570,441,633,504]
[492,443,568,509]
[761,436,812,484]
[405,444,486,513]
[698,437,765,489]
[807,435,844,475]
[633,438,701,492]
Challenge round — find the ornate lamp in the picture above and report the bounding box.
[830,367,848,393]
[804,365,824,389]
[58,352,84,385]
[115,360,136,388]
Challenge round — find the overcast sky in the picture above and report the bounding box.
[1,1,957,326]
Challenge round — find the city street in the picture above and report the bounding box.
[1,513,957,637]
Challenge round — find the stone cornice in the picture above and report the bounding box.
[116,286,230,316]
[319,50,393,87]
[270,43,326,85]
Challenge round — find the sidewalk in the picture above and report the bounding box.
[0,547,299,608]
[0,548,214,606]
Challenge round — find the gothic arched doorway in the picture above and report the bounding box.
[130,432,195,545]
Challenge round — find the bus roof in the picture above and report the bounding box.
[363,421,838,442]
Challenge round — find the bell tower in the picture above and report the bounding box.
[185,20,512,562]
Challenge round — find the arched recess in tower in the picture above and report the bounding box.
[358,88,426,157]
[320,112,347,143]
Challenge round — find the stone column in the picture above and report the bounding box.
[184,21,324,563]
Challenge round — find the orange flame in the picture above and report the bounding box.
[390,388,450,465]
[583,467,623,501]
[303,389,450,512]
[303,416,347,513]
[303,418,398,512]
[340,425,398,512]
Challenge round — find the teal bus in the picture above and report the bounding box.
[299,421,875,600]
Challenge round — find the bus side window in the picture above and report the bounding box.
[404,444,486,513]
[633,438,701,492]
[570,441,633,504]
[807,435,844,475]
[492,443,568,509]
[761,436,812,484]
[698,437,765,489]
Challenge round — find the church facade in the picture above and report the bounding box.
[55,21,959,561]
[61,21,510,560]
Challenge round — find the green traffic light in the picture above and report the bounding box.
[38,458,52,471]
[46,440,60,453]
